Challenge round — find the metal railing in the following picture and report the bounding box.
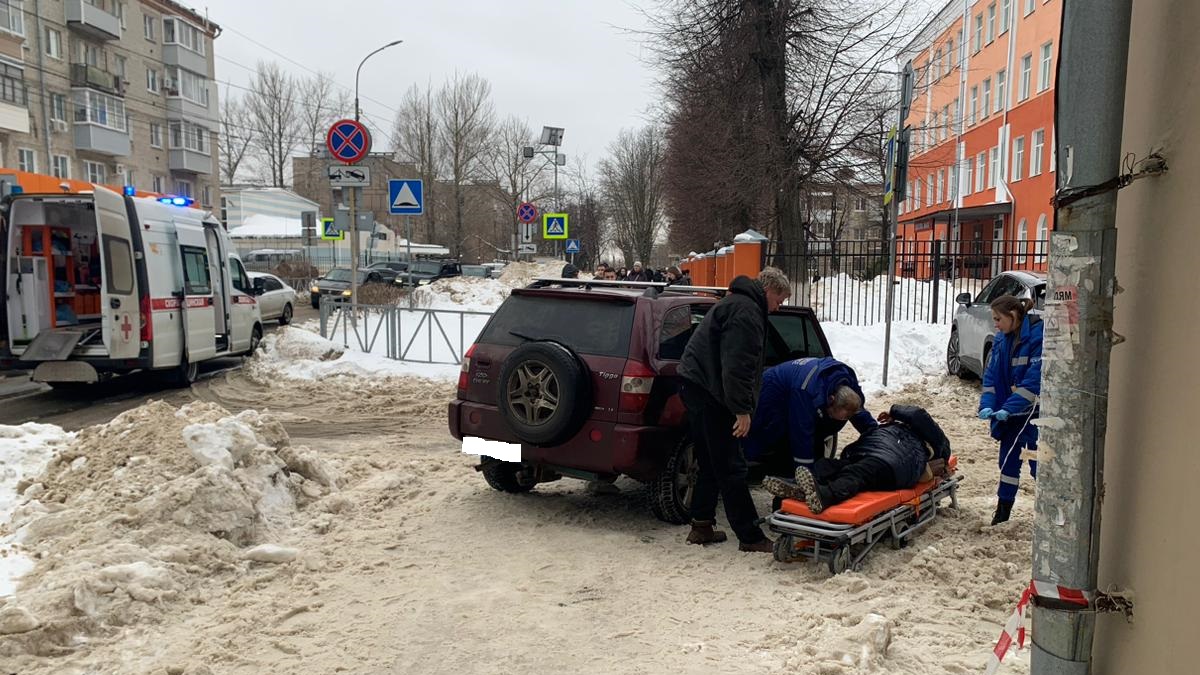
[318,299,493,365]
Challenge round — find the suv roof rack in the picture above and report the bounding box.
[528,277,728,298]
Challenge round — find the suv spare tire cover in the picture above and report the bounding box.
[497,341,592,447]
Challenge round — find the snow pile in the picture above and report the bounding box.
[801,274,983,325]
[250,326,459,382]
[0,401,337,657]
[0,424,75,598]
[410,276,512,311]
[497,260,573,288]
[823,321,951,395]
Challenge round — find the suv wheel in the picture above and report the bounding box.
[947,329,970,379]
[649,439,698,525]
[481,461,536,493]
[498,342,592,446]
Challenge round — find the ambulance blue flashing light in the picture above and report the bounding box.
[157,195,193,207]
[124,185,136,196]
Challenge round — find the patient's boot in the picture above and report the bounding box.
[991,501,1014,526]
[794,467,825,514]
[686,520,728,545]
[762,476,806,501]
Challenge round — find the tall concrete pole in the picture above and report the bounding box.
[1030,2,1132,673]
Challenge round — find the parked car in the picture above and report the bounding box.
[947,270,1046,378]
[248,272,296,325]
[309,267,386,308]
[243,249,304,273]
[366,260,409,284]
[395,259,462,287]
[462,264,491,279]
[448,279,833,524]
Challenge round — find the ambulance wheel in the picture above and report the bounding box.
[279,303,293,325]
[246,325,263,355]
[773,535,796,563]
[828,546,852,575]
[164,360,199,388]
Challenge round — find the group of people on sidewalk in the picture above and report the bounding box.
[677,268,1044,552]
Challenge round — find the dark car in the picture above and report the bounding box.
[366,261,409,284]
[395,259,462,287]
[947,270,1046,378]
[309,267,386,308]
[448,278,833,524]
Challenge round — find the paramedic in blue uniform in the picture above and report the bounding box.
[978,295,1043,525]
[743,357,878,475]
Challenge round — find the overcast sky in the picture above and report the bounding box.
[206,0,660,170]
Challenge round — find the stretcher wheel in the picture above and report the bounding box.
[890,535,907,550]
[828,546,852,575]
[773,535,795,563]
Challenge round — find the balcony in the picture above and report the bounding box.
[74,123,130,156]
[166,94,213,123]
[169,149,211,175]
[70,63,124,96]
[66,0,121,41]
[162,44,208,75]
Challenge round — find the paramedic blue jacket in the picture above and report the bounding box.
[980,314,1044,442]
[744,357,877,469]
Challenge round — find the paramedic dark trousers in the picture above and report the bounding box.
[680,381,766,544]
[811,456,896,508]
[997,425,1038,503]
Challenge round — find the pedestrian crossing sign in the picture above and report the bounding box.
[543,213,569,240]
[320,217,343,241]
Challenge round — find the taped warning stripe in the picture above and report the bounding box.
[986,581,1096,673]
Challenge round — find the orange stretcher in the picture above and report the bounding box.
[766,456,962,574]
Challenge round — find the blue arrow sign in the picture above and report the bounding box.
[564,239,581,254]
[389,179,424,215]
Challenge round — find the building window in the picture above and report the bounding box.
[0,61,27,106]
[83,160,107,184]
[1050,129,1056,173]
[115,1,126,29]
[202,185,212,207]
[973,14,983,53]
[977,151,987,190]
[989,146,1000,188]
[150,122,163,148]
[936,168,945,204]
[1025,0,1035,16]
[982,78,992,118]
[1012,136,1025,181]
[926,174,934,206]
[942,104,951,138]
[147,68,159,93]
[1019,54,1032,101]
[952,98,960,129]
[73,40,106,69]
[1031,129,1045,176]
[173,179,194,198]
[914,178,922,210]
[1016,218,1028,264]
[1035,215,1048,262]
[163,17,206,55]
[986,3,996,43]
[44,27,62,59]
[933,47,942,81]
[996,69,1007,113]
[165,66,209,106]
[17,147,35,173]
[965,157,975,196]
[144,14,156,41]
[152,174,164,193]
[52,154,70,179]
[169,120,210,154]
[73,89,128,131]
[50,92,66,121]
[970,86,978,126]
[114,54,127,81]
[1039,42,1054,92]
[0,0,24,36]
[1001,0,1011,34]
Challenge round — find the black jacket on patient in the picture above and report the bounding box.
[841,404,952,488]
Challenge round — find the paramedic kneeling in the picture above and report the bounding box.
[763,405,952,513]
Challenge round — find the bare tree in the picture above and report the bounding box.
[220,91,254,185]
[564,157,609,269]
[298,72,352,157]
[394,81,443,246]
[437,72,495,257]
[480,115,553,255]
[600,126,667,266]
[245,61,303,187]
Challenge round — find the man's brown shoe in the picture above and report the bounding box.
[738,538,774,553]
[686,520,728,545]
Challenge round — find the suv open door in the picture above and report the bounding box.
[94,186,141,359]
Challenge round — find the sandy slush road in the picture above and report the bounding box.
[2,373,1035,675]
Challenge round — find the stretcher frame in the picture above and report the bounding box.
[766,473,963,574]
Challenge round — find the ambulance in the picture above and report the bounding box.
[0,185,263,386]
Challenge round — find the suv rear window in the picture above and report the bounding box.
[480,294,635,357]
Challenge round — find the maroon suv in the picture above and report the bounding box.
[447,279,832,523]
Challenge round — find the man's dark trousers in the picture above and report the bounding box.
[811,456,896,507]
[680,381,766,544]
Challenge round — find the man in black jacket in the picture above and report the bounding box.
[763,404,952,513]
[678,267,792,552]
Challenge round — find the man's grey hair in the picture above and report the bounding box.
[830,385,863,413]
[758,266,791,295]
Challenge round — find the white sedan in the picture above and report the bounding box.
[248,272,296,325]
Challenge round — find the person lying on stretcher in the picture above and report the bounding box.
[763,404,953,514]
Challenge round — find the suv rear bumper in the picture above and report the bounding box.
[449,399,680,482]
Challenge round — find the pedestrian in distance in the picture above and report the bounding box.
[664,266,683,285]
[561,263,579,279]
[978,295,1043,525]
[678,267,792,553]
[627,262,651,282]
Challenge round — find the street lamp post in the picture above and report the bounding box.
[347,39,402,318]
[522,126,566,260]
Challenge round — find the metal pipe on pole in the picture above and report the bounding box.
[1030,2,1132,673]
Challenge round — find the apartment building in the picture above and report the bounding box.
[0,0,219,207]
[896,0,1060,274]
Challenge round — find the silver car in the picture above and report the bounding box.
[947,270,1046,378]
[249,272,297,325]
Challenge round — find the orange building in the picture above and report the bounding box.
[897,0,1061,276]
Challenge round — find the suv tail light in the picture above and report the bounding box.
[140,295,153,344]
[458,343,477,392]
[619,361,655,413]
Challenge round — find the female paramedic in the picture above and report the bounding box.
[978,295,1043,525]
